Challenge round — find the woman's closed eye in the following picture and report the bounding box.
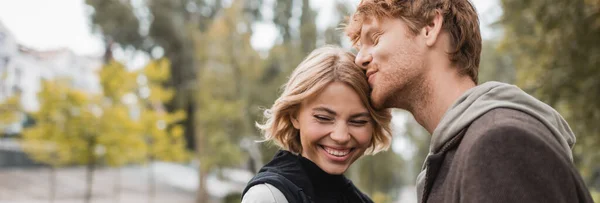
[349,119,369,126]
[314,115,333,122]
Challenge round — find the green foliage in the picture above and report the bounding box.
[86,0,142,48]
[137,59,190,163]
[86,0,224,155]
[0,95,21,133]
[479,40,515,84]
[371,191,392,203]
[99,61,138,102]
[299,0,317,55]
[21,59,188,167]
[324,1,353,46]
[592,189,600,202]
[195,0,262,172]
[499,0,600,181]
[21,79,103,166]
[223,193,243,203]
[402,112,430,183]
[351,151,404,198]
[274,0,294,43]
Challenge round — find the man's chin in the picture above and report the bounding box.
[370,93,387,110]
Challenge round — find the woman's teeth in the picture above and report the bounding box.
[323,146,350,157]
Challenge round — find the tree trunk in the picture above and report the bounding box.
[194,95,209,203]
[148,160,156,203]
[49,166,56,203]
[196,168,209,203]
[84,142,96,203]
[113,167,121,203]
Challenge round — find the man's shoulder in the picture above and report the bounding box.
[460,108,567,161]
[446,109,594,203]
[465,108,554,142]
[471,108,548,133]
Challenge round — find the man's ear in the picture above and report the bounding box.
[291,114,300,129]
[421,10,444,47]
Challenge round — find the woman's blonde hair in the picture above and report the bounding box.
[257,45,392,155]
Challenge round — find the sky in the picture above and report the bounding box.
[0,0,502,56]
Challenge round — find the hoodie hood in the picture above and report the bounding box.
[430,81,575,157]
[416,81,576,202]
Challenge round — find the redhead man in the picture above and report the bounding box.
[345,0,593,202]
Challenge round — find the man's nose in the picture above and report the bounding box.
[355,48,372,69]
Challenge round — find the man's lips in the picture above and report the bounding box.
[366,70,377,78]
[367,71,377,85]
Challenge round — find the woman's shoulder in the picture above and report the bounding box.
[241,183,288,203]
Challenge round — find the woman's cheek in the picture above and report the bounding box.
[352,126,374,147]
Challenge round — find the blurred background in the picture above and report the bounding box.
[0,0,598,202]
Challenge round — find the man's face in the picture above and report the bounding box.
[355,17,428,110]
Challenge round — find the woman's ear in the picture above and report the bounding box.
[291,114,300,129]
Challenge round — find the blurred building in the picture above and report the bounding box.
[0,21,102,166]
[0,21,102,134]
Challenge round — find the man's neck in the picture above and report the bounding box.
[411,68,476,134]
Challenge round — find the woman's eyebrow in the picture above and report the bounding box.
[313,107,370,118]
[312,107,336,115]
[350,112,371,119]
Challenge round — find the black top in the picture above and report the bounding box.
[242,150,373,203]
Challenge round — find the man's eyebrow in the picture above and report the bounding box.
[360,27,375,43]
[359,25,383,46]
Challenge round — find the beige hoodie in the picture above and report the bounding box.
[415,81,576,202]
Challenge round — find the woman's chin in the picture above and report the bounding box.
[321,165,348,175]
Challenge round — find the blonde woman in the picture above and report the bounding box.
[241,46,392,203]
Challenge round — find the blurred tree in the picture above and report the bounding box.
[136,59,189,203]
[299,0,317,55]
[252,43,304,166]
[273,0,294,43]
[85,0,142,62]
[253,0,321,164]
[372,191,393,203]
[86,0,225,153]
[85,2,262,201]
[97,61,145,203]
[325,1,353,46]
[194,1,265,201]
[351,150,404,202]
[402,112,430,184]
[21,60,188,203]
[21,79,113,203]
[0,95,21,134]
[479,40,515,84]
[99,60,189,202]
[499,0,600,187]
[138,59,189,163]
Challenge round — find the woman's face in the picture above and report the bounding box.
[292,81,374,175]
